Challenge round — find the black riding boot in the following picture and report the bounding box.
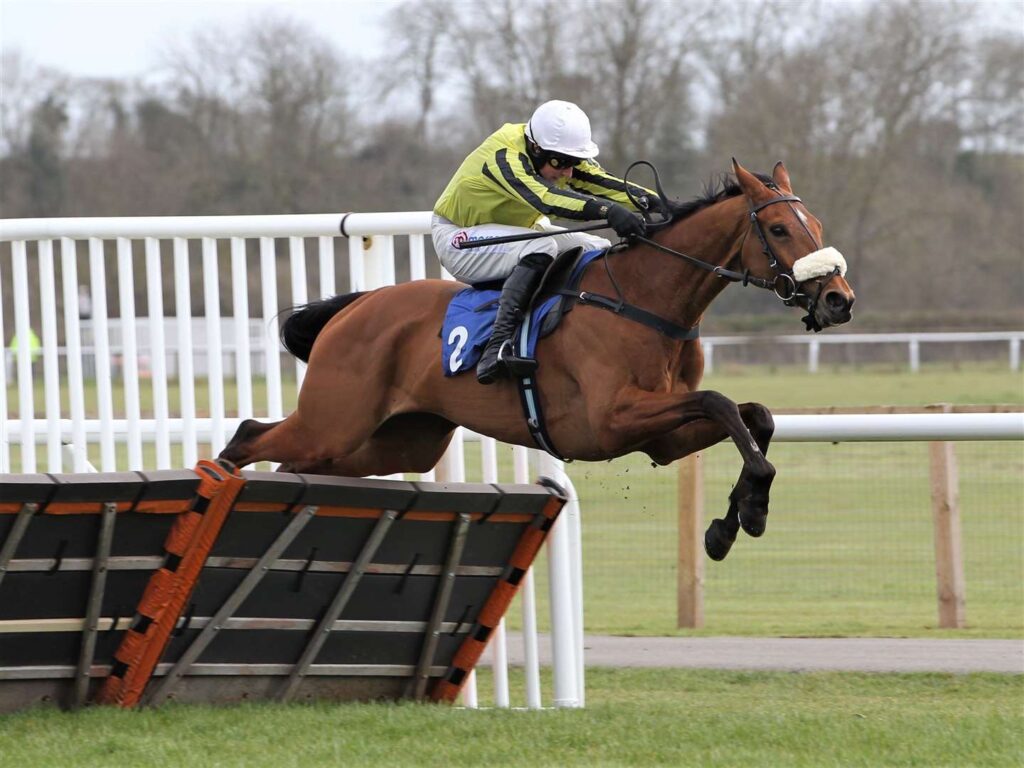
[476,253,553,385]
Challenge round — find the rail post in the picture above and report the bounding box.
[927,404,967,628]
[808,338,820,373]
[677,452,705,628]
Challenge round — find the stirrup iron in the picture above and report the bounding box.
[497,339,538,377]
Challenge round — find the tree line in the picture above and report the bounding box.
[1,0,1021,327]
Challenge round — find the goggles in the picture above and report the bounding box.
[546,152,584,169]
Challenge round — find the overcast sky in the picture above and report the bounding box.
[2,0,1021,82]
[1,0,404,79]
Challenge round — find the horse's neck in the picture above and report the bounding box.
[614,196,749,328]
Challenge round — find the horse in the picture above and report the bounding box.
[220,159,855,561]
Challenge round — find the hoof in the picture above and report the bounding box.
[704,518,737,561]
[214,457,238,473]
[738,497,767,537]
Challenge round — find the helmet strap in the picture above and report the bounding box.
[524,134,549,173]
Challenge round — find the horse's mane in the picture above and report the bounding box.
[668,171,776,223]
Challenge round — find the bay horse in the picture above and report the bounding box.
[221,160,855,560]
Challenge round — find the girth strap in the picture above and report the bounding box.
[560,289,700,342]
[513,306,569,462]
[512,280,699,463]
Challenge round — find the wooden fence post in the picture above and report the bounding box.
[677,452,705,628]
[928,404,967,628]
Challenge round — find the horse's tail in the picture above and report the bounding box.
[280,292,366,362]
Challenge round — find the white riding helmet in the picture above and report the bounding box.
[524,100,600,159]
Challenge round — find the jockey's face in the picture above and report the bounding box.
[540,162,573,182]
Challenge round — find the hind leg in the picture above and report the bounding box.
[220,418,282,468]
[274,413,458,478]
[217,414,349,470]
[216,379,395,470]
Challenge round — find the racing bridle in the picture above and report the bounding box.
[624,161,846,332]
[743,189,845,331]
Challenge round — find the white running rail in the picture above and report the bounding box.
[0,211,583,709]
[702,331,1023,373]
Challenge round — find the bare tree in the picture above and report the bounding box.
[2,0,1020,323]
[960,33,1024,153]
[377,0,452,140]
[157,13,354,213]
[2,52,62,158]
[446,0,575,134]
[577,0,715,181]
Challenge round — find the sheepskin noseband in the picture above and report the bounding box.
[792,247,847,282]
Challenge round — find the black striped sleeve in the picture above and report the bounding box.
[482,162,514,195]
[484,149,596,221]
[569,163,657,210]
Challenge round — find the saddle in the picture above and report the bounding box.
[533,245,593,336]
[470,245,592,338]
[441,246,603,378]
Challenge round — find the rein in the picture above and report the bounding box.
[629,195,838,332]
[622,161,783,292]
[635,234,776,290]
[620,162,839,331]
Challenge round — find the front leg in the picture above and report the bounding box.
[604,389,774,486]
[634,399,776,560]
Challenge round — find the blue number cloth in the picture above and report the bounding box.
[440,249,605,377]
[441,289,560,376]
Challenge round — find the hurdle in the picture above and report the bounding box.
[0,460,567,712]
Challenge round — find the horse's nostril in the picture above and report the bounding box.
[825,292,849,312]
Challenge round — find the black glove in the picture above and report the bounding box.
[604,202,646,239]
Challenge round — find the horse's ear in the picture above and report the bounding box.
[731,157,771,201]
[772,161,793,194]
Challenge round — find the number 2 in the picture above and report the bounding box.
[448,326,469,371]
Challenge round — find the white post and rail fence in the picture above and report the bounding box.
[702,331,1023,373]
[1,212,1022,706]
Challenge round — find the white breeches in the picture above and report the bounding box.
[431,214,611,284]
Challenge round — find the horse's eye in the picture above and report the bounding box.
[769,224,788,237]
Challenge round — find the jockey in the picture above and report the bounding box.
[432,99,657,384]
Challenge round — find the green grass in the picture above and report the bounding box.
[701,362,1024,408]
[1,670,1020,767]
[543,440,1024,638]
